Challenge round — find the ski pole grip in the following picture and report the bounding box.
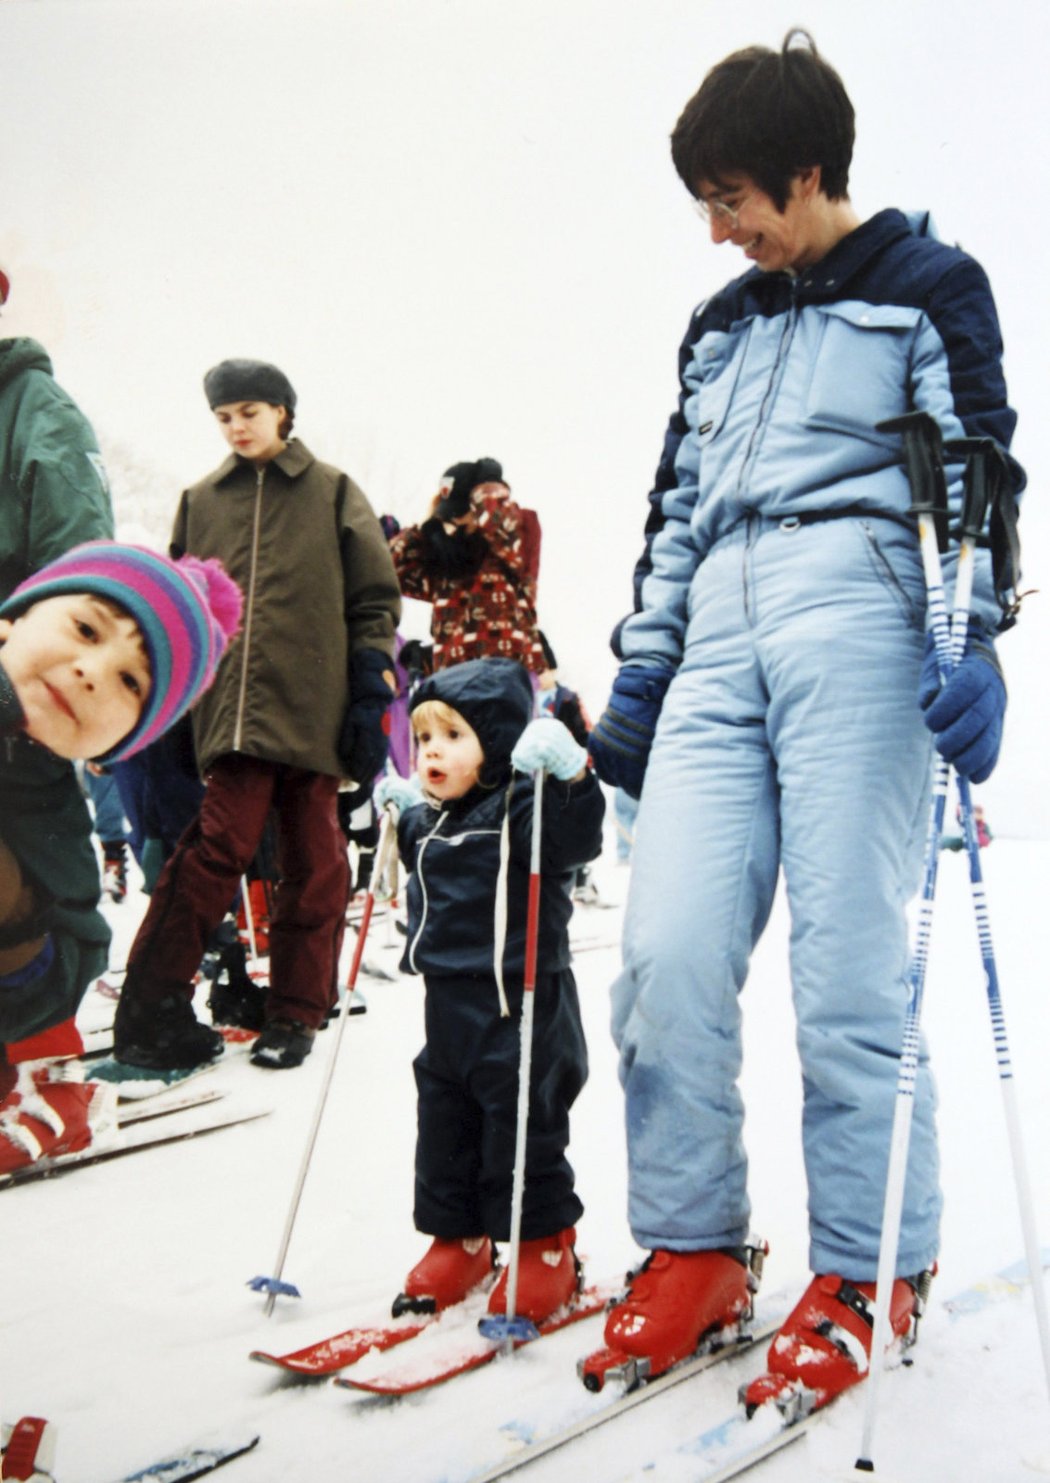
[943,436,1009,544]
[877,411,949,553]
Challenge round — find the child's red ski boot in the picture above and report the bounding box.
[1,1415,57,1481]
[392,1235,496,1317]
[579,1243,765,1391]
[741,1270,933,1422]
[0,1063,118,1175]
[486,1227,581,1325]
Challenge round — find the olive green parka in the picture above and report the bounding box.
[171,439,400,778]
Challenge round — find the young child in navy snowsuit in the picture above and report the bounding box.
[375,657,604,1323]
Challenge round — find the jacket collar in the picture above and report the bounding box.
[214,437,315,485]
[740,208,919,310]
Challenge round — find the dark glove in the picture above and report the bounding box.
[588,664,673,799]
[339,650,395,785]
[918,623,1006,784]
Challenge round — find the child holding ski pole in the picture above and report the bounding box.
[374,657,604,1323]
[0,540,241,1170]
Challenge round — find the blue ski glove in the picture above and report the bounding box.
[511,718,588,781]
[918,624,1006,784]
[374,773,423,814]
[588,664,673,799]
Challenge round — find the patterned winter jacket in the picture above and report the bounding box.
[390,490,545,673]
[618,209,1023,670]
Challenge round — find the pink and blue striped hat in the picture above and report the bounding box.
[1,541,243,762]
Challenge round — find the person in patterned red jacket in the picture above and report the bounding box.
[388,458,544,675]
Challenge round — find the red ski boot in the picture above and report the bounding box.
[579,1243,765,1391]
[486,1227,581,1325]
[741,1270,933,1421]
[0,1063,118,1175]
[392,1235,496,1317]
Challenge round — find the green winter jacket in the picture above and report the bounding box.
[0,337,113,1042]
[171,439,400,778]
[0,338,113,598]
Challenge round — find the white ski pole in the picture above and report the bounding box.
[248,809,398,1316]
[479,770,546,1351]
[240,875,259,966]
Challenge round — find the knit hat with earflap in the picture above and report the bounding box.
[0,541,243,763]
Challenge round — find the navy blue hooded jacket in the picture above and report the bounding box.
[396,659,605,987]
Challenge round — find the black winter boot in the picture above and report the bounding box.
[250,1019,316,1070]
[114,989,225,1071]
[207,942,268,1030]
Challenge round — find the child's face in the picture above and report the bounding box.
[415,710,484,802]
[213,401,287,464]
[0,593,150,760]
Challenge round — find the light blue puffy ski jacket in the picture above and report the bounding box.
[618,209,1023,669]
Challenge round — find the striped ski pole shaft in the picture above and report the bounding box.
[858,412,954,1470]
[940,437,1050,1405]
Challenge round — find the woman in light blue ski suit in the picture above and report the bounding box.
[587,32,1023,1402]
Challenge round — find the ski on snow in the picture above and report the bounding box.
[251,1283,617,1385]
[462,1312,787,1483]
[333,1284,617,1396]
[0,1099,269,1190]
[0,1419,258,1483]
[111,1433,260,1482]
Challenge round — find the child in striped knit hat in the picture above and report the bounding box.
[0,539,242,764]
[0,542,241,1172]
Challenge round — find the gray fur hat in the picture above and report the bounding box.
[203,359,296,413]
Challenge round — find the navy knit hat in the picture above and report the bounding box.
[203,359,296,413]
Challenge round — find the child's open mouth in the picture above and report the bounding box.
[427,768,446,785]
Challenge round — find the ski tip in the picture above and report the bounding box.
[247,1276,301,1298]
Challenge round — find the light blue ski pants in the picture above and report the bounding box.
[612,514,941,1277]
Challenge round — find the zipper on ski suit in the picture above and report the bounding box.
[734,280,800,623]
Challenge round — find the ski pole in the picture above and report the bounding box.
[857,412,954,1471]
[240,875,259,967]
[479,770,546,1351]
[939,438,1050,1406]
[859,420,1049,1470]
[248,808,398,1316]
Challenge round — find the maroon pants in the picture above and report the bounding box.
[125,755,348,1028]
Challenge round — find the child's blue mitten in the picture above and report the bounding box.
[374,773,423,813]
[511,718,588,781]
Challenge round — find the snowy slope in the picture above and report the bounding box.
[2,826,1049,1482]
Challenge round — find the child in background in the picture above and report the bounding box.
[0,540,240,1169]
[376,657,604,1323]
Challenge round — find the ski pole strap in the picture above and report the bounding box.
[876,411,949,553]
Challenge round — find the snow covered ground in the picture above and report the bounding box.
[2,818,1049,1482]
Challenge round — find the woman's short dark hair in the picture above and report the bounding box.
[670,30,855,210]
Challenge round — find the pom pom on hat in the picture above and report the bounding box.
[0,542,243,763]
[203,358,296,413]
